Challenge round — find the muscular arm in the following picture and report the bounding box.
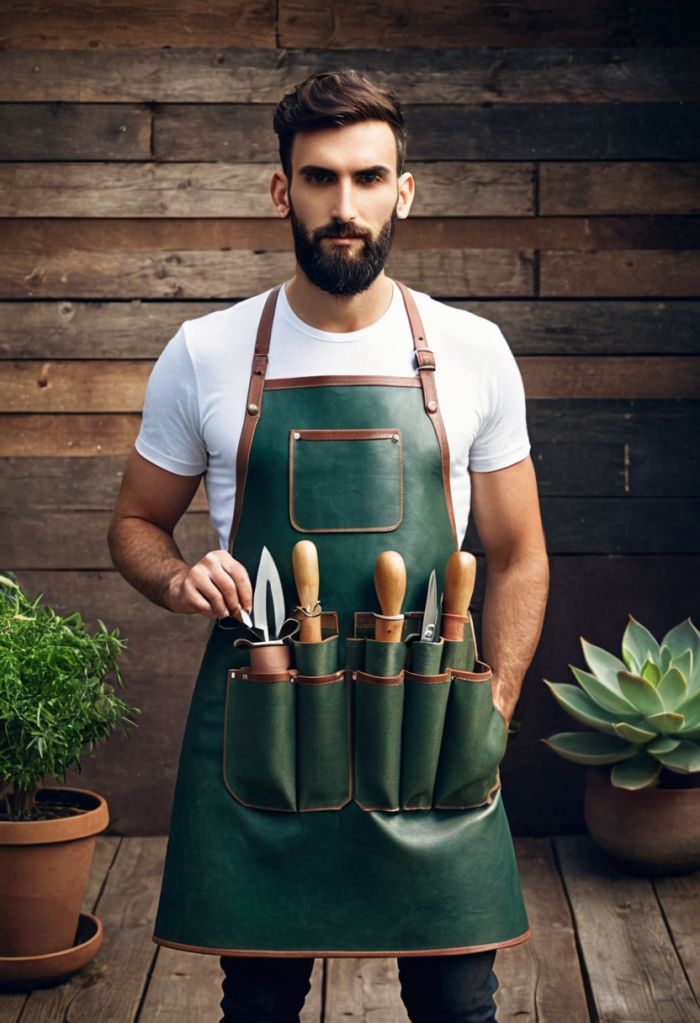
[107,449,252,619]
[469,456,549,724]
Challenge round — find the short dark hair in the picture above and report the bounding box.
[273,70,407,179]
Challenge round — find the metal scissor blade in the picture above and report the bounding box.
[421,570,439,642]
[253,547,286,641]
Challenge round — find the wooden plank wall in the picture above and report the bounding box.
[1,2,698,835]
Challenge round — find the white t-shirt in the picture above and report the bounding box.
[136,282,530,550]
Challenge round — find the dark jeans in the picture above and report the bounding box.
[220,951,498,1023]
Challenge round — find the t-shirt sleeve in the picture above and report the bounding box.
[468,326,530,473]
[135,326,208,476]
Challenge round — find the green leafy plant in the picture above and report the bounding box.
[0,574,138,820]
[544,617,700,790]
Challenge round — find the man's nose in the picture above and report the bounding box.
[331,182,358,223]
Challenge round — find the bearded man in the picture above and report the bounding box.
[109,70,549,1023]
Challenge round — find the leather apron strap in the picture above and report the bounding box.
[229,282,457,552]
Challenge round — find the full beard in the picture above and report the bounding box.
[290,206,397,297]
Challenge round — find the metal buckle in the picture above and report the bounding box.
[415,349,436,370]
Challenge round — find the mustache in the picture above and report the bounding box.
[313,221,371,241]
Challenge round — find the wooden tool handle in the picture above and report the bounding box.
[442,552,477,642]
[292,541,323,643]
[374,551,406,642]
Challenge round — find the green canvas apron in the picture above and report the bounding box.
[153,283,529,957]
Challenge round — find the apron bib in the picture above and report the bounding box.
[153,284,529,957]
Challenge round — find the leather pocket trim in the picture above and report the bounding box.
[404,669,451,685]
[297,670,346,686]
[228,668,298,684]
[352,669,404,687]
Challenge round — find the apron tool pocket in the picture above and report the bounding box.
[292,636,351,811]
[433,663,508,810]
[224,668,297,811]
[401,639,450,810]
[352,638,406,812]
[289,429,403,533]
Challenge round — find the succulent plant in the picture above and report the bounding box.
[544,617,700,790]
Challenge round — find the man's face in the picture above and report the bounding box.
[280,120,411,297]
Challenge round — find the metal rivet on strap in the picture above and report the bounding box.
[418,336,424,341]
[293,432,301,440]
[392,433,399,443]
[247,403,259,416]
[427,400,438,413]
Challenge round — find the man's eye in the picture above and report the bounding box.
[306,172,330,184]
[360,173,381,184]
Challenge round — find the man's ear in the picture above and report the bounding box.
[271,171,291,218]
[396,172,415,220]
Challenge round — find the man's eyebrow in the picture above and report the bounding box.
[298,164,392,177]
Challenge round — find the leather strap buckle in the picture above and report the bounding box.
[415,349,436,370]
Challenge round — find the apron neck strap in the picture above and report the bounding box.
[231,281,457,553]
[251,281,437,379]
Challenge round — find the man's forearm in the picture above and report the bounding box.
[480,551,549,724]
[108,516,191,611]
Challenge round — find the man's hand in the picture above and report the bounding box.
[108,450,252,618]
[165,550,253,620]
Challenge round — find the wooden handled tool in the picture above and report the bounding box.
[374,551,406,642]
[441,552,476,642]
[292,541,323,643]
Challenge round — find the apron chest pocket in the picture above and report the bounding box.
[289,429,403,533]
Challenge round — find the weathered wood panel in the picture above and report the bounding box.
[0,249,532,299]
[494,838,590,1023]
[453,300,700,355]
[1,356,697,414]
[0,104,152,161]
[2,47,699,104]
[0,162,536,218]
[0,361,152,413]
[0,1,277,49]
[17,838,167,1023]
[0,510,218,569]
[0,414,141,456]
[0,458,208,510]
[325,958,409,1022]
[0,218,292,252]
[518,356,700,400]
[4,216,698,253]
[3,300,699,359]
[0,300,230,359]
[555,836,700,1023]
[0,250,297,300]
[3,1,699,49]
[278,0,643,49]
[655,872,700,1005]
[541,250,700,297]
[154,103,700,162]
[541,162,700,215]
[138,947,224,1023]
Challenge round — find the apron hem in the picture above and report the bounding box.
[151,929,531,958]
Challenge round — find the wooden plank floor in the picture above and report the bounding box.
[2,835,700,1022]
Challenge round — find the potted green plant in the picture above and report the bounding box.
[544,616,700,873]
[0,574,137,984]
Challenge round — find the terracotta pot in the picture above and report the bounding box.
[585,767,700,874]
[0,788,109,959]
